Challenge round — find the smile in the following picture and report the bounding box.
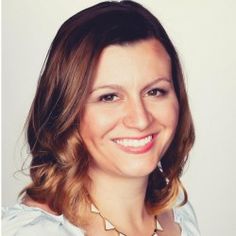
[112,134,156,154]
[114,135,152,147]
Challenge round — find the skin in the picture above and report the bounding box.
[79,38,181,235]
[80,38,179,179]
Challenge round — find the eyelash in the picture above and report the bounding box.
[98,93,118,102]
[98,88,167,102]
[146,88,167,97]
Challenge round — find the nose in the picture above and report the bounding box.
[122,98,153,131]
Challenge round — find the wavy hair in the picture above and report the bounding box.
[21,0,195,227]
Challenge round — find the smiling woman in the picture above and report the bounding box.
[2,1,200,236]
[80,39,179,179]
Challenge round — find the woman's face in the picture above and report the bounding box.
[80,38,179,178]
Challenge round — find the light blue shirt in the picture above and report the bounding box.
[2,199,200,236]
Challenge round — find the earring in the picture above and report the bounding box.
[157,161,169,185]
[157,161,163,173]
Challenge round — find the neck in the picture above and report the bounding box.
[87,167,150,225]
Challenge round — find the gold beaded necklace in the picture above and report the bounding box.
[90,203,163,236]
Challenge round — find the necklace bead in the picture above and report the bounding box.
[90,203,163,236]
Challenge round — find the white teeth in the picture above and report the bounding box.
[115,135,152,147]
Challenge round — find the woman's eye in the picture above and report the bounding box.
[147,88,167,97]
[99,93,118,102]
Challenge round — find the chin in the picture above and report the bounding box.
[118,160,158,178]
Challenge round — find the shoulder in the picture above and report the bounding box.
[173,195,201,236]
[2,204,85,236]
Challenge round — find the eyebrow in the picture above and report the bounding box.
[90,77,172,94]
[142,77,172,92]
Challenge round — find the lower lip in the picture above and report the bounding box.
[113,135,156,154]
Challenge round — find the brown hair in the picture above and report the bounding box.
[21,0,195,226]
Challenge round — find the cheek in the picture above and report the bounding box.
[80,106,121,141]
[152,99,179,129]
[167,102,179,128]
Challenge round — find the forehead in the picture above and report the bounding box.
[92,38,171,87]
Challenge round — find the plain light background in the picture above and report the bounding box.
[2,0,236,235]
